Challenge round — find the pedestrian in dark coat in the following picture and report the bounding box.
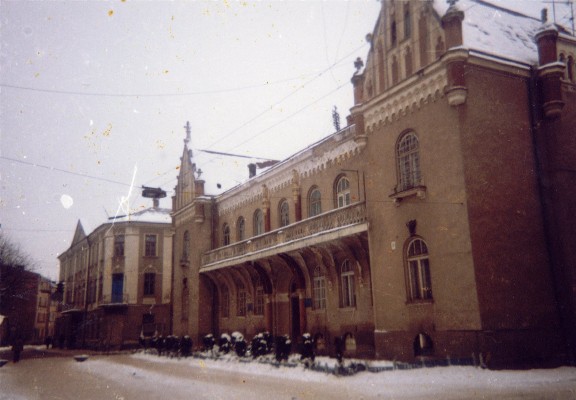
[12,338,24,363]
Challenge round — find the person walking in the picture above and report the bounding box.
[12,337,24,363]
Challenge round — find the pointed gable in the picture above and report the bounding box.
[71,220,86,246]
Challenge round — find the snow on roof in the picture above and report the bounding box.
[434,0,543,64]
[191,149,276,196]
[108,207,172,224]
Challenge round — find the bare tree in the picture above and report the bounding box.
[0,233,38,344]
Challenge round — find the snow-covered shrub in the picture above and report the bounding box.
[275,335,291,362]
[218,333,231,354]
[202,334,215,352]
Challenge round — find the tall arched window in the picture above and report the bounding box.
[567,55,574,82]
[340,259,355,308]
[222,224,231,246]
[254,277,264,315]
[182,230,190,260]
[221,286,229,318]
[237,283,247,316]
[397,131,421,192]
[309,187,322,217]
[237,217,245,241]
[404,3,411,39]
[313,267,327,310]
[253,209,264,236]
[405,46,413,77]
[279,199,290,227]
[336,176,351,208]
[406,238,432,301]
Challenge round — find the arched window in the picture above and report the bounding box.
[406,238,432,301]
[567,55,574,82]
[312,267,327,310]
[237,217,245,241]
[279,199,290,227]
[309,187,322,217]
[182,230,190,260]
[397,131,421,192]
[435,36,445,59]
[336,176,351,208]
[560,53,568,80]
[392,55,399,85]
[391,18,397,47]
[221,286,229,318]
[222,224,230,246]
[404,4,411,39]
[405,46,413,77]
[340,259,355,308]
[253,209,264,236]
[254,277,264,315]
[237,283,247,316]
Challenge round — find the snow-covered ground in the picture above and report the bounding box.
[0,350,575,399]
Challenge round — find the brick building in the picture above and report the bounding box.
[175,0,574,367]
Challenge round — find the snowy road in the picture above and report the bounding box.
[1,351,575,399]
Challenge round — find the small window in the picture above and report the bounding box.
[336,177,351,208]
[313,267,327,310]
[279,199,290,227]
[237,217,245,241]
[309,187,322,217]
[223,224,231,246]
[406,238,432,301]
[143,272,155,296]
[391,19,397,47]
[114,234,125,257]
[397,131,421,192]
[340,260,356,308]
[253,209,264,236]
[145,234,157,257]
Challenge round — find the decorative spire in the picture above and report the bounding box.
[183,121,191,146]
[332,106,341,131]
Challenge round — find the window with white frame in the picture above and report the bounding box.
[254,209,264,236]
[145,234,157,257]
[336,177,351,208]
[340,259,356,308]
[279,199,290,227]
[397,131,421,192]
[313,266,327,310]
[309,187,322,217]
[406,238,432,301]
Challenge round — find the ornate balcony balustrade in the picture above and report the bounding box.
[202,202,367,267]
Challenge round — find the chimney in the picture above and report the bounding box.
[248,163,257,178]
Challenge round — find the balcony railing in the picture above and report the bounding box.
[202,202,367,267]
[99,293,129,305]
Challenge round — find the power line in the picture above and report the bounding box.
[0,156,134,188]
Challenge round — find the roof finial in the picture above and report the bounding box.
[184,121,191,145]
[447,0,458,7]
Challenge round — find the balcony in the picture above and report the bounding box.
[99,293,129,306]
[201,202,367,270]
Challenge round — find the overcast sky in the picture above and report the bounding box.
[1,0,573,281]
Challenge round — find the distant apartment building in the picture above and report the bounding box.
[0,264,55,345]
[57,193,172,350]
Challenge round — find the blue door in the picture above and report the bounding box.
[112,273,124,303]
